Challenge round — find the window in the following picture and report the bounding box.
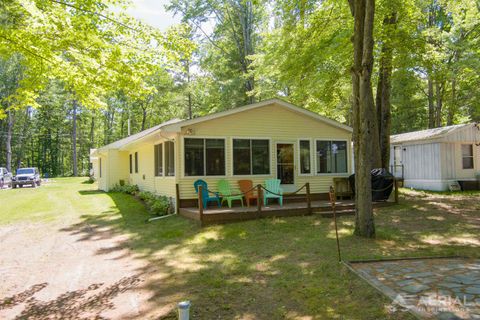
[134,152,138,173]
[165,141,175,176]
[462,144,474,169]
[129,154,132,174]
[316,140,347,174]
[99,158,102,178]
[299,140,311,174]
[184,138,225,176]
[154,144,163,176]
[233,139,270,175]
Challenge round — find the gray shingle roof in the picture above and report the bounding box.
[97,118,182,151]
[390,124,471,144]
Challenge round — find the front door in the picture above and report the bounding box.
[276,143,294,185]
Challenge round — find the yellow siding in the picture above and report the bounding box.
[177,103,352,199]
[107,149,129,189]
[127,141,177,198]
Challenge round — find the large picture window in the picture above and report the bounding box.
[154,144,163,176]
[299,140,311,174]
[165,141,175,176]
[233,139,270,175]
[184,138,225,176]
[462,144,474,169]
[316,140,347,174]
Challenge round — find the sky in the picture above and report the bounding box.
[127,0,180,31]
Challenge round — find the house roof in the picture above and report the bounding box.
[93,99,352,153]
[96,118,182,152]
[162,98,353,133]
[390,123,473,144]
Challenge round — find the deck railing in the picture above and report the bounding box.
[196,183,312,224]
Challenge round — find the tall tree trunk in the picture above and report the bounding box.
[376,13,396,170]
[447,78,456,125]
[427,75,435,128]
[16,107,31,168]
[435,81,443,127]
[6,109,14,172]
[72,100,78,176]
[141,104,147,131]
[349,0,376,238]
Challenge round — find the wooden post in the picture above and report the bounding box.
[306,182,312,215]
[198,185,204,225]
[394,178,399,204]
[175,183,180,214]
[329,186,342,262]
[256,184,262,219]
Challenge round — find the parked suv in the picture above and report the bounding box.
[13,167,41,188]
[0,167,13,189]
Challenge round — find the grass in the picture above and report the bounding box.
[1,178,479,319]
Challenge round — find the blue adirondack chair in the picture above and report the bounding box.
[194,179,221,209]
[264,179,283,206]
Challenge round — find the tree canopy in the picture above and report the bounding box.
[1,0,479,176]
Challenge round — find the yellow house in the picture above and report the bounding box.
[90,99,353,210]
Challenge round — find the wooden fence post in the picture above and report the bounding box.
[306,182,312,215]
[198,185,204,225]
[394,178,399,204]
[256,184,262,219]
[175,183,180,214]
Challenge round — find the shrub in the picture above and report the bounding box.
[138,191,171,216]
[110,183,139,195]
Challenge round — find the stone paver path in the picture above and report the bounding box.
[350,258,480,320]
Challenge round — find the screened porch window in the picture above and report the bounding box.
[316,140,347,174]
[184,138,225,176]
[299,140,311,174]
[233,139,270,175]
[154,144,163,176]
[165,141,175,176]
[462,144,474,169]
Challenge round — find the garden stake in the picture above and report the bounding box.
[329,186,342,262]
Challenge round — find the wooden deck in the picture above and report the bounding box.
[179,200,393,226]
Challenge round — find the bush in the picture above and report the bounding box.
[110,183,139,195]
[138,191,171,216]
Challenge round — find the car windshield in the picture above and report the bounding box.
[17,168,34,175]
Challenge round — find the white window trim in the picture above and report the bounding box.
[182,136,228,178]
[461,144,475,170]
[297,138,313,176]
[314,138,350,176]
[163,140,176,178]
[154,143,164,177]
[230,136,272,177]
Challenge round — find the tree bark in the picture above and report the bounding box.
[6,109,14,172]
[447,78,456,125]
[435,81,443,127]
[349,0,376,238]
[72,100,78,176]
[376,13,396,170]
[427,75,435,128]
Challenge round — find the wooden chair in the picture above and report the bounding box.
[238,180,260,207]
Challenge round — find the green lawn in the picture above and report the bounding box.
[1,178,478,319]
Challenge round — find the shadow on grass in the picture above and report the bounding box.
[54,190,480,319]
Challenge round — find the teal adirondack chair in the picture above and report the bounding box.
[264,179,283,206]
[218,179,244,208]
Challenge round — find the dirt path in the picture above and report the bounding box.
[0,217,161,319]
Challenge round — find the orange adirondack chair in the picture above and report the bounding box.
[238,180,260,207]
